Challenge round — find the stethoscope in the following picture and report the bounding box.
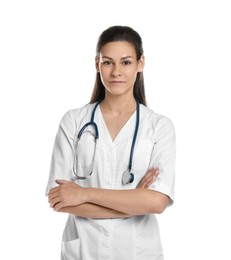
[73,99,140,185]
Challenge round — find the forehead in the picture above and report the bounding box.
[99,41,137,58]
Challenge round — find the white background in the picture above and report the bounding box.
[0,0,230,259]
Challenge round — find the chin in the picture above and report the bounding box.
[107,88,133,97]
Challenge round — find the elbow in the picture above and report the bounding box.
[154,203,167,214]
[149,192,170,214]
[149,202,166,214]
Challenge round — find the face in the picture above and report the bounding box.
[95,41,144,98]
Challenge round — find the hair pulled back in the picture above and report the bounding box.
[90,25,146,106]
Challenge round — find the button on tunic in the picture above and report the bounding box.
[46,103,176,260]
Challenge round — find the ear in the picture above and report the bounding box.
[137,55,145,72]
[95,56,100,72]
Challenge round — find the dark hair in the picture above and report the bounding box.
[90,25,147,106]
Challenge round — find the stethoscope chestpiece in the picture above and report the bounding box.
[122,170,134,185]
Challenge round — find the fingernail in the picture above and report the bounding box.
[155,170,160,176]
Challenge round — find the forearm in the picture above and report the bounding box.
[48,170,165,215]
[59,203,131,219]
[86,188,169,215]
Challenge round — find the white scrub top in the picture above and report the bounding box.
[46,103,176,260]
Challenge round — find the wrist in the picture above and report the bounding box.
[83,187,94,203]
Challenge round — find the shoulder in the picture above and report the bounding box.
[59,103,96,127]
[140,105,175,131]
[141,106,176,152]
[56,103,97,137]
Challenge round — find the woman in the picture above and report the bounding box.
[46,25,176,260]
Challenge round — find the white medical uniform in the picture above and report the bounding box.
[46,103,176,260]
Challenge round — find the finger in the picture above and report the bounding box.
[143,168,159,180]
[137,175,154,188]
[150,168,159,176]
[136,168,160,188]
[48,191,59,202]
[48,180,71,194]
[154,170,160,177]
[136,175,152,188]
[55,179,71,185]
[141,176,155,188]
[146,170,159,183]
[136,182,145,189]
[50,196,61,208]
[137,170,159,188]
[140,169,156,184]
[145,168,156,177]
[145,171,160,187]
[48,186,61,194]
[146,176,157,187]
[53,202,64,211]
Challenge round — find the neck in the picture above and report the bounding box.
[100,95,137,115]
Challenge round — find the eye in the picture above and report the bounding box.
[102,61,112,66]
[122,60,132,65]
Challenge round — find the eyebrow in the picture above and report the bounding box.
[102,55,134,60]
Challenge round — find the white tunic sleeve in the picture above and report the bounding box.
[149,116,176,206]
[45,111,75,195]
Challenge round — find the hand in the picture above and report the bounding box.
[136,168,159,189]
[48,180,85,211]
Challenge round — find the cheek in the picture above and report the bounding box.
[99,71,107,86]
[126,66,138,77]
[99,67,110,82]
[127,71,138,85]
[100,75,109,90]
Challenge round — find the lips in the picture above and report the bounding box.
[109,81,125,83]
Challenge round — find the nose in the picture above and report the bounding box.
[111,64,121,77]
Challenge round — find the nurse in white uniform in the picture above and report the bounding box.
[47,25,176,260]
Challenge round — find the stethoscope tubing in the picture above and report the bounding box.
[73,99,140,184]
[77,102,100,139]
[128,99,140,171]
